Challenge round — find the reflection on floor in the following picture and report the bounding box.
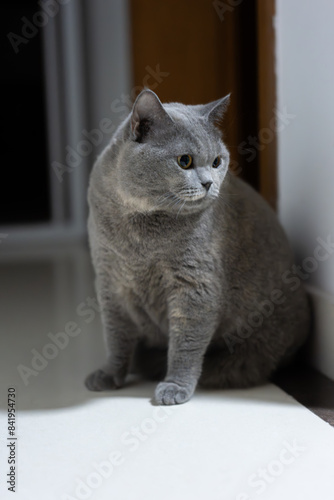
[0,243,334,500]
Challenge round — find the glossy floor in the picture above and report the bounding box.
[1,243,334,500]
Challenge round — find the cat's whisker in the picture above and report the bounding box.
[155,192,177,209]
[169,196,183,210]
[176,200,186,219]
[217,193,235,211]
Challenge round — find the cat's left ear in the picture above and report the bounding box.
[202,94,230,126]
[131,89,173,141]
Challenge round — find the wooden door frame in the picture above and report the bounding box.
[129,0,278,209]
[257,0,277,210]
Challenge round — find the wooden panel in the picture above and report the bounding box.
[130,0,228,102]
[129,0,240,169]
[257,0,277,209]
[129,0,261,192]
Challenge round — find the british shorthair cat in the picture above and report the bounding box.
[85,89,310,405]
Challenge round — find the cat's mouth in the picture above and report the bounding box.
[159,190,214,214]
[182,193,207,202]
[175,189,210,203]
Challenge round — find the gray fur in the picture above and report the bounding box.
[85,89,310,405]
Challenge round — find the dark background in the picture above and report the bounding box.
[1,0,51,225]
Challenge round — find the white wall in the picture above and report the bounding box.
[275,0,334,378]
[276,0,334,295]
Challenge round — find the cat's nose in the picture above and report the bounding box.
[202,181,213,191]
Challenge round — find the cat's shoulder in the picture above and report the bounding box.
[224,173,276,216]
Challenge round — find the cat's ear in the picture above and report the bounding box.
[131,89,173,141]
[202,94,230,126]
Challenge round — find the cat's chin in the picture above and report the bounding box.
[171,195,215,215]
[182,193,207,202]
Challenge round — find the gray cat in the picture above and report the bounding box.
[85,89,310,405]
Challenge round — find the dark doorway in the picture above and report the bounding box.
[1,1,51,225]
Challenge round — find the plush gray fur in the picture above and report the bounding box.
[85,89,310,405]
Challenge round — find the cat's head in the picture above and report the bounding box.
[113,89,230,215]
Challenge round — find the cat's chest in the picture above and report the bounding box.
[96,213,221,328]
[103,217,180,290]
[111,251,164,294]
[110,252,170,332]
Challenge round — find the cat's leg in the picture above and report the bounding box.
[85,293,137,392]
[154,297,217,405]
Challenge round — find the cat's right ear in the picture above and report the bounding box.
[131,89,173,142]
[202,94,231,127]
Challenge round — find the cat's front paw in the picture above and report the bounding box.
[154,381,194,405]
[85,369,121,392]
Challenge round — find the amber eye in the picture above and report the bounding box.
[177,154,193,169]
[212,156,221,168]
